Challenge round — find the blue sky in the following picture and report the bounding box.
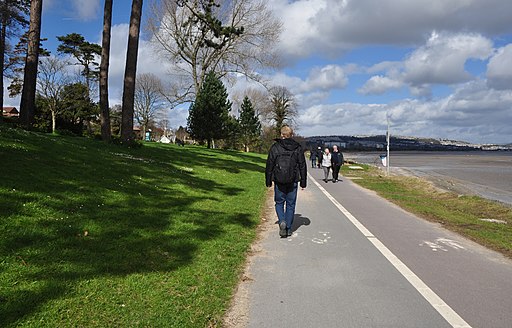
[4,0,512,144]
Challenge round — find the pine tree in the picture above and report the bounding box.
[239,96,261,152]
[187,71,231,148]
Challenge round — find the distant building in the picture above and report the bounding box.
[2,107,19,117]
[159,135,171,144]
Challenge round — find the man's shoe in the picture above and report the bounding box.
[287,229,292,237]
[279,221,287,237]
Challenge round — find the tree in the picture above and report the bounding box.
[99,0,113,142]
[36,56,69,133]
[175,125,189,142]
[6,31,49,98]
[121,0,143,144]
[147,0,282,106]
[134,73,166,138]
[187,71,231,148]
[19,0,43,128]
[238,95,261,152]
[110,104,122,136]
[56,33,101,95]
[0,0,29,117]
[266,86,297,137]
[58,82,98,135]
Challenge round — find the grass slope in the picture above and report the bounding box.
[0,127,267,327]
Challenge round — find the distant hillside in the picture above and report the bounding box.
[305,135,512,151]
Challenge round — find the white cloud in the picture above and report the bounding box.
[71,0,100,21]
[264,65,349,97]
[298,81,512,144]
[304,65,348,92]
[358,32,493,97]
[274,0,512,60]
[487,44,512,90]
[359,76,403,95]
[45,0,100,21]
[403,32,493,86]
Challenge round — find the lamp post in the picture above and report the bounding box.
[386,114,390,176]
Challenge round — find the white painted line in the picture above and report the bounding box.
[308,173,472,328]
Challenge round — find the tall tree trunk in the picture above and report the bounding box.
[51,109,56,133]
[19,0,43,129]
[121,0,143,144]
[0,18,6,123]
[100,0,113,142]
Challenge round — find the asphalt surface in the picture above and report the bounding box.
[245,167,512,328]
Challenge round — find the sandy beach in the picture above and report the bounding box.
[345,151,512,206]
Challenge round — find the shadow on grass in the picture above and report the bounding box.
[0,128,264,325]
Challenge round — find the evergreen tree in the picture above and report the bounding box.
[56,33,102,93]
[187,71,231,148]
[239,96,261,152]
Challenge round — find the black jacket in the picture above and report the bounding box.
[265,138,307,188]
[331,151,344,166]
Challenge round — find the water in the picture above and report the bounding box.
[345,151,512,205]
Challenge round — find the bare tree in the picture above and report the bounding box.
[99,0,113,141]
[147,0,282,105]
[121,0,143,144]
[36,56,70,133]
[19,0,43,128]
[265,86,297,137]
[231,87,268,119]
[134,73,166,137]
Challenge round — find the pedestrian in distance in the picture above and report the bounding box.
[310,149,317,168]
[317,146,322,168]
[321,147,332,182]
[265,126,307,238]
[331,145,344,183]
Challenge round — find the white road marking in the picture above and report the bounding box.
[420,238,465,252]
[308,173,472,328]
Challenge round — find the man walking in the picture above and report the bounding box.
[310,149,317,168]
[265,126,307,237]
[331,145,344,183]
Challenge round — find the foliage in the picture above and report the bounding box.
[0,0,30,111]
[0,126,267,327]
[222,115,241,150]
[58,82,99,135]
[177,0,244,50]
[148,0,282,106]
[187,71,231,148]
[57,33,102,88]
[238,96,261,152]
[6,32,50,98]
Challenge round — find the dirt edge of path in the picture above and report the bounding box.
[222,190,276,328]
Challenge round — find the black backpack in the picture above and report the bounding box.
[273,147,298,184]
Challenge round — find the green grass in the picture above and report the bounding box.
[0,126,267,327]
[342,164,512,258]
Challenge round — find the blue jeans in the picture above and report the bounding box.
[274,183,298,230]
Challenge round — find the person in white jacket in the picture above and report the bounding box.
[321,147,332,182]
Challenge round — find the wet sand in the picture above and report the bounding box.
[345,151,512,206]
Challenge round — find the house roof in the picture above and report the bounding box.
[2,107,19,117]
[3,107,18,114]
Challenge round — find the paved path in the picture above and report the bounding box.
[244,168,512,328]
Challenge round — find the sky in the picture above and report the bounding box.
[4,0,512,144]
